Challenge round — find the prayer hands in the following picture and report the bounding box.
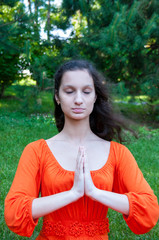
[71,146,96,199]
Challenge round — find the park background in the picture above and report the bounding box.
[0,0,159,239]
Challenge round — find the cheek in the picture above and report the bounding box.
[59,97,71,112]
[88,95,96,105]
[58,93,68,104]
[87,98,96,112]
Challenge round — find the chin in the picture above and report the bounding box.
[72,115,86,120]
[67,114,89,121]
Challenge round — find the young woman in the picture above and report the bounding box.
[5,60,159,240]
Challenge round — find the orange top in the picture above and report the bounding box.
[4,140,159,239]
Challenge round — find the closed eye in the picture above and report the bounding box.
[83,88,92,94]
[65,91,73,94]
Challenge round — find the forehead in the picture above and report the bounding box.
[61,70,94,87]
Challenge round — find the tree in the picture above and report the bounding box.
[59,0,159,101]
[0,0,30,97]
[1,0,158,103]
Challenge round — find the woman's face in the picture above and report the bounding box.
[56,70,96,121]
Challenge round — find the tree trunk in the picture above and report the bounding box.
[47,0,51,41]
[86,0,90,31]
[34,0,40,40]
[0,84,5,99]
[28,0,32,14]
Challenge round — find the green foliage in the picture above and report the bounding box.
[0,1,30,97]
[0,0,159,112]
[0,53,20,97]
[0,0,19,7]
[111,81,129,99]
[59,0,159,102]
[141,65,159,102]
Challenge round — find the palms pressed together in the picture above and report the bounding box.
[72,146,96,200]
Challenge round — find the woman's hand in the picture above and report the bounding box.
[71,146,85,199]
[83,149,97,199]
[71,146,97,200]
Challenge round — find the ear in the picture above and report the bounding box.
[55,94,60,105]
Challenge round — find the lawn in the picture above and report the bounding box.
[0,83,159,239]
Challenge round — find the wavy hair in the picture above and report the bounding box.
[54,59,133,143]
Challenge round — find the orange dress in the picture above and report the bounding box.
[4,139,159,239]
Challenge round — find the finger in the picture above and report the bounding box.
[79,146,85,157]
[76,147,82,170]
[79,155,84,173]
[78,146,85,165]
[83,152,89,173]
[76,147,84,174]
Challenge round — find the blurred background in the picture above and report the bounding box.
[0,0,159,239]
[0,0,159,123]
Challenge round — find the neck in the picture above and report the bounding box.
[60,118,93,144]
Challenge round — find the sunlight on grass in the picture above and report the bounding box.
[13,78,36,86]
[4,89,16,96]
[114,95,149,103]
[135,95,149,101]
[0,102,9,108]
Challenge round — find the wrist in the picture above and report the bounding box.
[69,189,83,201]
[87,186,99,200]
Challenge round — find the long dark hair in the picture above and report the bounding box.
[54,59,133,143]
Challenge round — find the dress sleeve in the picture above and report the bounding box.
[4,142,42,237]
[112,143,159,234]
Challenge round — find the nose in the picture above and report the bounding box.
[74,91,83,105]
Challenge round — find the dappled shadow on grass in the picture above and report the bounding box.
[115,102,159,129]
[1,86,54,115]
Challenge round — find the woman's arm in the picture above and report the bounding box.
[4,143,84,236]
[88,189,129,215]
[83,149,129,215]
[32,146,85,219]
[32,190,79,219]
[83,144,159,234]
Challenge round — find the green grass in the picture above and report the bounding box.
[0,82,159,239]
[108,127,159,240]
[0,112,58,239]
[1,81,54,115]
[0,111,158,239]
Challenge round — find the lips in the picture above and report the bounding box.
[72,108,85,113]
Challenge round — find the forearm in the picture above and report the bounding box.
[91,188,130,216]
[32,190,79,220]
